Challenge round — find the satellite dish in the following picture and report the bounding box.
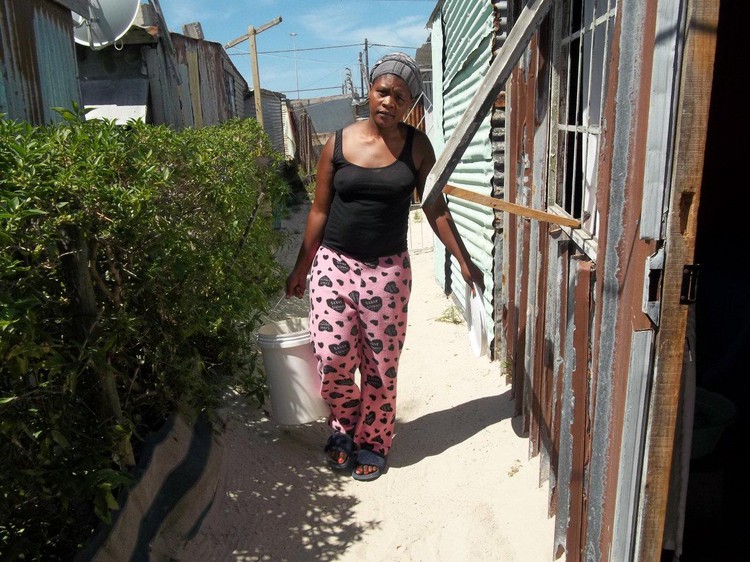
[73,0,141,50]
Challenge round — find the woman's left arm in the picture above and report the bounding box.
[414,130,485,294]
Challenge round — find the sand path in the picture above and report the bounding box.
[169,203,555,561]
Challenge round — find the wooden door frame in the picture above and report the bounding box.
[634,0,720,558]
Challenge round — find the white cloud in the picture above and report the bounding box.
[302,7,429,49]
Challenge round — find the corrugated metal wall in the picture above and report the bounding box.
[246,90,286,156]
[490,0,510,362]
[432,0,496,352]
[280,101,295,160]
[261,92,283,155]
[0,0,81,124]
[504,2,608,556]
[500,0,704,558]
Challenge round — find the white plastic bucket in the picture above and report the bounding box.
[257,317,330,425]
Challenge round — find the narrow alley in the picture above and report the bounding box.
[161,204,554,561]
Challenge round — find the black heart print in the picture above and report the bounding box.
[361,297,382,312]
[333,258,350,273]
[367,338,383,353]
[366,375,383,389]
[326,297,346,312]
[329,342,350,356]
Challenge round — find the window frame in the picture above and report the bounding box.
[547,0,618,261]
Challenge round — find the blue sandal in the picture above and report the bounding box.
[352,449,387,482]
[324,432,355,471]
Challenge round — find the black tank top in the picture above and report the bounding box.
[322,125,418,260]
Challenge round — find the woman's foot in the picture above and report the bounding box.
[353,463,379,477]
[351,449,386,482]
[328,450,350,468]
[324,432,355,471]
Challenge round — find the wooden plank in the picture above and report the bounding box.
[186,49,203,128]
[422,0,555,207]
[635,0,720,559]
[444,184,581,228]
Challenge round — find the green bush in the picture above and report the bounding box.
[0,112,286,559]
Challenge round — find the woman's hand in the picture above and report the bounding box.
[461,259,485,296]
[285,269,308,299]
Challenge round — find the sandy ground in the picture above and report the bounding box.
[169,202,555,561]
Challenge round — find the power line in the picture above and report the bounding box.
[228,41,421,57]
[280,85,345,93]
[260,43,361,54]
[230,52,345,65]
[228,43,362,55]
[370,43,422,50]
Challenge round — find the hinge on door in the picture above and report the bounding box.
[680,264,700,304]
[643,248,664,326]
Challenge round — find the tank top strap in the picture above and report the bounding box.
[333,128,344,165]
[399,125,417,173]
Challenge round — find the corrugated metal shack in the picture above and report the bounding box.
[0,0,85,124]
[1,1,247,129]
[245,88,293,158]
[169,32,246,127]
[76,4,247,128]
[429,0,741,559]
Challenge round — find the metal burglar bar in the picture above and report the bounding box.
[552,0,616,242]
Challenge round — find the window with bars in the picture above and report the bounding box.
[549,0,617,244]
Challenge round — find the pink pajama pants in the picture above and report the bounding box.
[308,246,412,457]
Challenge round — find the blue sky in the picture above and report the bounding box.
[156,0,436,99]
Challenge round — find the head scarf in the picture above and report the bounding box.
[369,52,423,99]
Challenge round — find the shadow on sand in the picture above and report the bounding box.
[173,396,377,561]
[389,391,516,468]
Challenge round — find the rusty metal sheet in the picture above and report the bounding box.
[546,234,570,519]
[553,257,593,561]
[1,0,81,124]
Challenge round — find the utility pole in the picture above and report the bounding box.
[364,38,370,93]
[343,68,354,96]
[290,32,299,99]
[359,51,365,97]
[225,16,282,130]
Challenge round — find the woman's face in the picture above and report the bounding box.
[369,74,413,128]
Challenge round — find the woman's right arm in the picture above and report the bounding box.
[285,136,336,298]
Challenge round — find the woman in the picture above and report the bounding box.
[286,52,483,481]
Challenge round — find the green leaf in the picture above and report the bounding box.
[104,489,119,510]
[51,429,70,449]
[50,107,77,122]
